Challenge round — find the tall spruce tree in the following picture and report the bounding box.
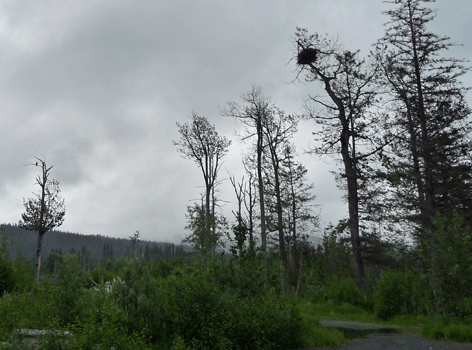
[375,0,472,311]
[375,0,472,237]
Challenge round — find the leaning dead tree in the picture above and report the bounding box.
[294,29,381,289]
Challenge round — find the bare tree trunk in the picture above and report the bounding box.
[302,54,366,289]
[35,160,49,280]
[256,117,267,252]
[35,231,45,280]
[406,0,439,306]
[341,125,365,289]
[320,69,366,290]
[274,169,286,261]
[246,172,255,243]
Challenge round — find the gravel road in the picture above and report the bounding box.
[297,318,472,350]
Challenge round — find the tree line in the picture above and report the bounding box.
[175,0,472,313]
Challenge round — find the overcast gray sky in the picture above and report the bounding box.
[0,0,470,243]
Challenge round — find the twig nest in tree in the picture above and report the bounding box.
[297,47,317,65]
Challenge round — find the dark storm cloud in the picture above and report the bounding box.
[0,0,470,241]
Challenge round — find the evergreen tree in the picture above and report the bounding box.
[183,202,228,254]
[374,0,472,310]
[375,0,472,236]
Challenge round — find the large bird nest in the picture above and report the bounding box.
[297,47,317,65]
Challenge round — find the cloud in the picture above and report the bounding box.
[0,0,470,243]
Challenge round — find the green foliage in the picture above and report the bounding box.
[19,177,65,234]
[444,324,472,343]
[300,320,345,348]
[374,269,426,320]
[297,301,347,348]
[215,243,283,297]
[71,318,149,350]
[0,234,16,259]
[34,328,76,350]
[0,280,60,342]
[55,254,88,325]
[305,227,355,284]
[328,278,365,308]
[150,257,175,278]
[0,258,15,297]
[111,255,303,349]
[128,230,141,256]
[424,213,472,317]
[183,203,228,254]
[4,232,472,349]
[302,275,370,312]
[11,254,35,292]
[90,265,114,283]
[42,250,64,275]
[422,316,472,342]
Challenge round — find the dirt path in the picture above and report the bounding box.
[299,318,472,350]
[318,318,397,331]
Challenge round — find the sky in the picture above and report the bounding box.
[0,0,471,244]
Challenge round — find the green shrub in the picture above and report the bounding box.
[374,269,425,320]
[0,292,24,341]
[0,281,60,342]
[11,255,34,292]
[422,316,447,339]
[90,266,114,284]
[329,278,364,307]
[150,258,174,278]
[301,323,345,348]
[55,255,87,325]
[0,258,15,296]
[71,319,149,350]
[303,277,369,311]
[211,244,280,298]
[296,300,350,348]
[113,260,303,349]
[424,213,472,317]
[444,324,472,342]
[422,316,472,343]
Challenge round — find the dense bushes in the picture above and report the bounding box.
[374,269,427,320]
[0,258,15,296]
[422,316,472,343]
[112,255,303,349]
[426,214,472,317]
[2,224,472,348]
[0,252,304,349]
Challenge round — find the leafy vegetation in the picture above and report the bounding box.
[2,222,472,349]
[0,248,307,349]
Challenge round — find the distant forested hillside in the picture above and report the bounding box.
[0,223,189,262]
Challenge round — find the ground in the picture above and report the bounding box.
[299,318,472,350]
